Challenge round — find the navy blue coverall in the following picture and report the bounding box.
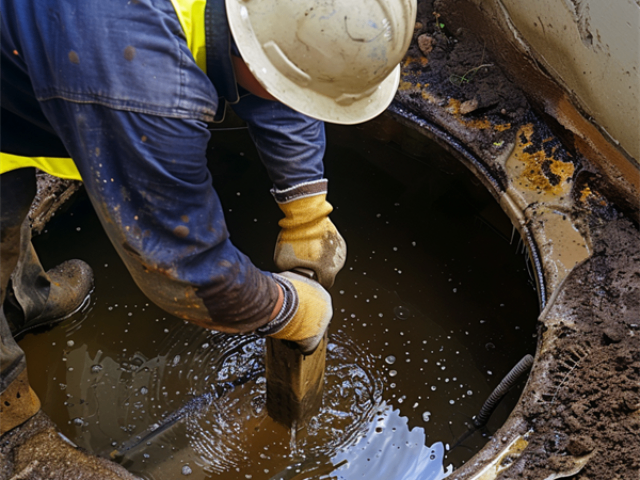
[0,0,328,392]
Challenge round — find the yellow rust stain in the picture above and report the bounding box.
[397,78,437,105]
[494,123,511,132]
[402,55,428,67]
[510,124,575,196]
[511,437,529,454]
[421,89,438,103]
[398,81,414,91]
[446,99,491,129]
[579,185,608,206]
[580,186,593,202]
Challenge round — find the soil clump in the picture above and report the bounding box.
[514,216,640,479]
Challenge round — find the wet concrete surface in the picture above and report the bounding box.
[18,122,540,479]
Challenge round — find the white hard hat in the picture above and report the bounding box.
[226,0,417,125]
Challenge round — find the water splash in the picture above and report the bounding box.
[181,331,385,476]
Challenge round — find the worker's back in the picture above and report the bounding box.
[1,0,218,160]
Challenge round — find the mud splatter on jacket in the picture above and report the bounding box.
[0,0,327,333]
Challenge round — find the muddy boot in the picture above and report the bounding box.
[0,369,41,436]
[4,219,93,336]
[0,410,140,480]
[9,259,94,337]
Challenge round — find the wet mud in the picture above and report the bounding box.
[29,172,82,236]
[514,216,640,480]
[19,122,540,479]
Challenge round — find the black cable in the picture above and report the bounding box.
[449,354,534,451]
[473,354,534,428]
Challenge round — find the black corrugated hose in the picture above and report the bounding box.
[473,354,534,428]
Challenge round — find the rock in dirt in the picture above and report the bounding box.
[417,34,435,57]
[459,98,479,115]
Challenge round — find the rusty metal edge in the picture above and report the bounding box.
[387,101,548,308]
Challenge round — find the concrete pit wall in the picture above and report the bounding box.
[393,0,640,478]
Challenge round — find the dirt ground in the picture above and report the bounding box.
[513,215,640,479]
[401,0,530,157]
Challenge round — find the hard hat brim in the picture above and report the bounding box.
[226,0,401,125]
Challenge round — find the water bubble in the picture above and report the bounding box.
[422,411,431,422]
[140,387,149,395]
[485,342,495,351]
[201,343,209,350]
[431,386,436,391]
[487,370,493,376]
[73,417,83,426]
[181,465,192,476]
[66,340,75,347]
[467,390,473,396]
[393,306,410,320]
[385,355,396,365]
[172,355,181,367]
[388,370,397,377]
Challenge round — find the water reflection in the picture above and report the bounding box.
[52,309,449,479]
[22,120,539,478]
[119,330,392,478]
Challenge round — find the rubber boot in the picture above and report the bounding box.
[11,260,93,337]
[6,219,93,336]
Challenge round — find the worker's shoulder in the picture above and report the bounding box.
[4,0,217,121]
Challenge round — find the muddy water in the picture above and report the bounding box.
[21,117,539,479]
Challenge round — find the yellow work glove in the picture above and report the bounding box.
[269,271,332,354]
[274,191,346,289]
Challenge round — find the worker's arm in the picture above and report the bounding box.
[41,100,291,332]
[231,95,347,288]
[35,99,330,350]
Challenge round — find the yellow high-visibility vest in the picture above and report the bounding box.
[0,0,207,182]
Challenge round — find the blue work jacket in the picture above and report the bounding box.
[0,0,324,333]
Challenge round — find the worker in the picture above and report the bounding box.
[0,0,416,474]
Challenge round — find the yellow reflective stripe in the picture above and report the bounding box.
[1,2,205,184]
[0,152,82,181]
[169,0,207,73]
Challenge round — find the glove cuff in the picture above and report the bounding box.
[270,179,328,204]
[256,273,299,336]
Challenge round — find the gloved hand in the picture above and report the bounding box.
[269,271,332,354]
[274,191,346,289]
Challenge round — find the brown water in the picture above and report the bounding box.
[22,117,539,479]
